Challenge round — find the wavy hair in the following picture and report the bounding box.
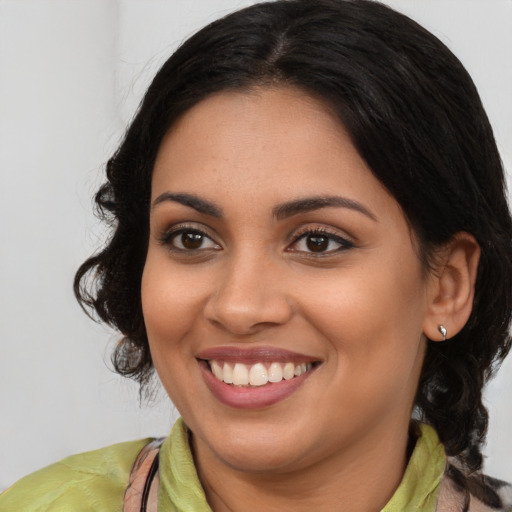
[75,0,512,487]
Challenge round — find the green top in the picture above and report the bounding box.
[0,437,151,511]
[0,421,446,511]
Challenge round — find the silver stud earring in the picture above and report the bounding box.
[438,325,447,341]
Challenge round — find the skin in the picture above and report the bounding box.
[142,87,451,511]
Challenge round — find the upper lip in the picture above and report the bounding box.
[196,346,319,365]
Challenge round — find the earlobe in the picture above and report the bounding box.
[423,232,480,342]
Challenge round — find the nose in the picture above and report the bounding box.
[203,252,294,336]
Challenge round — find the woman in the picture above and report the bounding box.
[1,0,511,510]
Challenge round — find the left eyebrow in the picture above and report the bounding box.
[272,195,377,221]
[151,192,223,218]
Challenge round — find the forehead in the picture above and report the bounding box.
[151,86,397,219]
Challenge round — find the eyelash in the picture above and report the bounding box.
[288,228,355,255]
[158,225,220,253]
[157,225,354,256]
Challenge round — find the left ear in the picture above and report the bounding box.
[423,232,480,342]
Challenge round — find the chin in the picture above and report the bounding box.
[216,441,308,474]
[191,419,314,474]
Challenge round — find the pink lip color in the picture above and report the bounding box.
[197,346,316,365]
[197,346,319,409]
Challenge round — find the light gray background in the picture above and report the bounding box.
[0,0,511,491]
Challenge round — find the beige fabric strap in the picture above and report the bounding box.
[436,463,512,512]
[124,439,163,512]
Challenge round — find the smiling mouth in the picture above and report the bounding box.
[207,360,317,387]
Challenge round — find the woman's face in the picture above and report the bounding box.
[142,87,434,474]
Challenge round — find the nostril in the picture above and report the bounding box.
[203,289,294,335]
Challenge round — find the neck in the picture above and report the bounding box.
[192,420,412,512]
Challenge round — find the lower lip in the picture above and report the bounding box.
[199,361,315,409]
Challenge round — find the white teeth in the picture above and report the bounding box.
[268,362,283,383]
[232,363,249,385]
[249,363,269,386]
[223,363,233,384]
[211,361,223,381]
[294,363,307,376]
[209,360,314,386]
[283,362,295,380]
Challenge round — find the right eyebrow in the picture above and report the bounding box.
[151,192,223,218]
[272,195,377,222]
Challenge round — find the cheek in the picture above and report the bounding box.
[141,256,203,409]
[303,267,424,340]
[306,276,426,430]
[141,253,206,341]
[301,255,427,379]
[140,258,201,396]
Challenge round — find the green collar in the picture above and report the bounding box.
[382,424,445,511]
[158,419,445,512]
[158,419,212,512]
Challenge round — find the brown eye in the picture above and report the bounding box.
[306,235,330,252]
[163,228,220,252]
[290,229,354,255]
[181,232,204,250]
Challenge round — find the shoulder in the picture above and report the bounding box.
[468,475,512,512]
[438,467,512,512]
[0,438,152,512]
